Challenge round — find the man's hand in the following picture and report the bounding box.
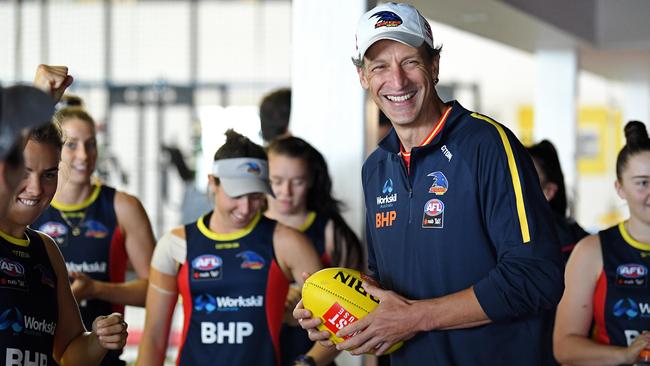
[292,271,335,347]
[92,313,128,350]
[33,64,73,102]
[335,282,420,356]
[70,271,97,301]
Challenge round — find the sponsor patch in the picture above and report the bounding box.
[613,298,640,319]
[427,171,448,195]
[84,220,109,239]
[376,178,398,208]
[0,258,27,291]
[237,251,265,270]
[370,11,402,29]
[323,302,359,338]
[616,264,647,287]
[441,145,453,162]
[38,221,67,239]
[375,210,397,228]
[0,308,23,333]
[191,254,223,281]
[195,294,264,313]
[422,199,444,228]
[215,242,240,250]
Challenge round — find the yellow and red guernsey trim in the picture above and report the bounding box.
[400,106,452,170]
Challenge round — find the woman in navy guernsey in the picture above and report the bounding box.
[31,107,155,365]
[137,130,338,366]
[527,140,589,266]
[0,122,127,365]
[265,136,363,366]
[555,121,650,365]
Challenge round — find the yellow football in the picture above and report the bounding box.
[302,267,403,354]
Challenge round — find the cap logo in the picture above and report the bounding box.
[370,11,402,29]
[246,162,261,176]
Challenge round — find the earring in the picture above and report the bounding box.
[434,77,439,85]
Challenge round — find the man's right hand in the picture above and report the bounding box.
[33,64,73,102]
[293,299,334,347]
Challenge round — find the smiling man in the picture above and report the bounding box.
[295,2,564,365]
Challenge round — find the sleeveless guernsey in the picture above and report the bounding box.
[0,228,58,366]
[592,222,650,347]
[33,184,126,365]
[176,212,289,366]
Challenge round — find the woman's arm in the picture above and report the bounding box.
[136,228,185,366]
[72,191,155,306]
[42,234,126,365]
[554,234,650,365]
[136,268,179,366]
[274,224,339,365]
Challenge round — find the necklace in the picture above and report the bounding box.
[59,210,87,236]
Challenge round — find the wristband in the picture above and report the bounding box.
[294,354,317,366]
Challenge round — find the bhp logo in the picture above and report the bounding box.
[376,211,396,228]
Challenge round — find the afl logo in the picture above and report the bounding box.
[617,264,647,279]
[192,255,222,271]
[424,199,444,217]
[0,258,25,277]
[38,221,68,238]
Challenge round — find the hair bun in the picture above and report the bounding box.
[624,120,649,148]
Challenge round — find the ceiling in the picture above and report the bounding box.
[407,0,650,80]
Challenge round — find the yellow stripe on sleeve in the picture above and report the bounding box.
[471,113,531,243]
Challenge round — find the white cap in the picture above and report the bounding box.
[212,158,274,198]
[353,2,433,63]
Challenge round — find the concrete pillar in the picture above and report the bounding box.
[533,48,578,190]
[291,0,368,240]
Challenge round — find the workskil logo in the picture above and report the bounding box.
[0,308,23,333]
[377,178,397,207]
[194,294,264,313]
[0,307,56,336]
[612,298,650,319]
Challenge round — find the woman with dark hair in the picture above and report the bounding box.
[554,121,650,365]
[0,122,127,365]
[527,140,589,264]
[32,107,155,365]
[137,130,337,366]
[265,136,364,366]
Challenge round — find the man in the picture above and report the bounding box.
[260,88,292,144]
[0,65,72,218]
[295,3,563,365]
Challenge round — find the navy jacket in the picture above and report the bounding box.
[362,101,563,365]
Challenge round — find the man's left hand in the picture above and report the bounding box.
[335,282,421,356]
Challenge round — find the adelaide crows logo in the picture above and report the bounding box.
[370,11,402,28]
[245,162,262,176]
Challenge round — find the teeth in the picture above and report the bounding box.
[18,198,38,206]
[386,93,414,102]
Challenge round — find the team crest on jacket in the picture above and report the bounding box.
[427,171,448,195]
[422,199,444,229]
